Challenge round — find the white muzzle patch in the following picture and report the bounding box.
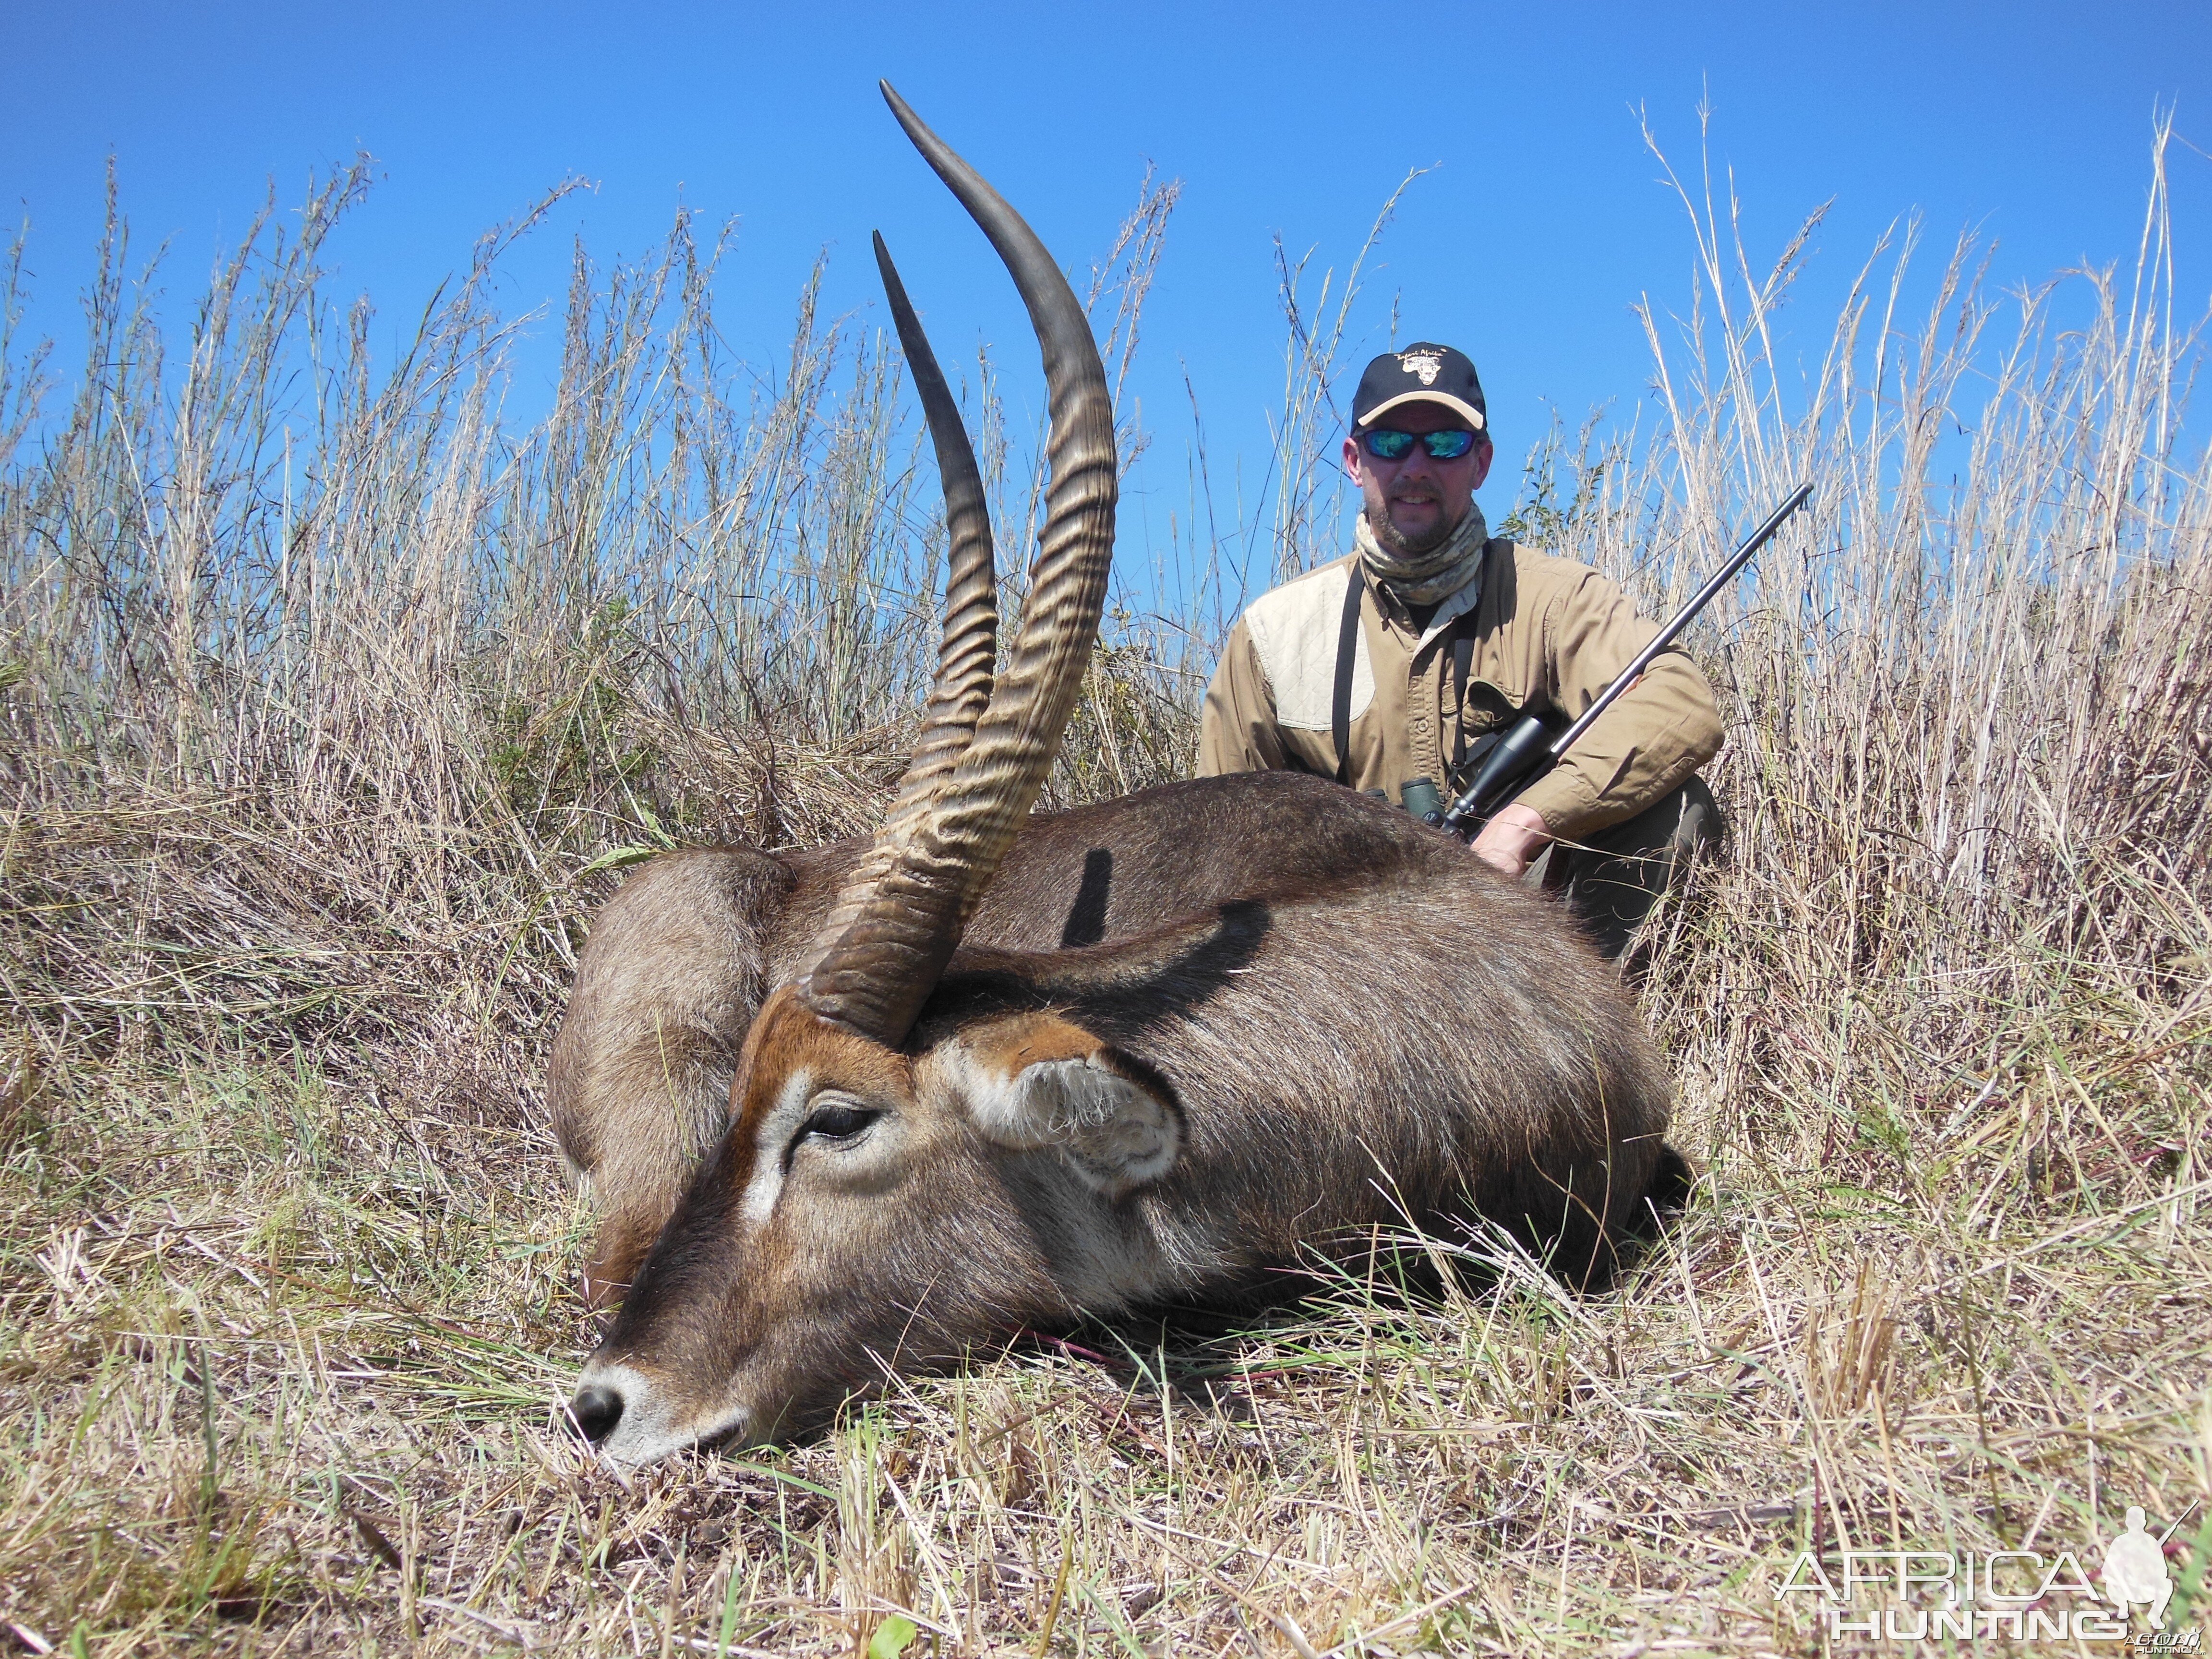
[575,1358,753,1467]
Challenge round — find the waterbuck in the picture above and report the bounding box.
[551,86,1678,1464]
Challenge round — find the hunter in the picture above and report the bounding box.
[1198,342,1724,959]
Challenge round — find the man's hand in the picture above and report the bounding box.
[1469,802,1551,879]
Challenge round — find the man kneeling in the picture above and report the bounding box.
[1199,342,1722,959]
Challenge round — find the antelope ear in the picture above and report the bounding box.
[948,1014,1180,1198]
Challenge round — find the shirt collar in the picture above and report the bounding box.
[1369,547,1487,651]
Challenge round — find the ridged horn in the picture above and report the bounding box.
[796,82,1118,1044]
[804,234,1001,952]
[877,230,998,760]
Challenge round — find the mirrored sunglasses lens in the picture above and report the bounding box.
[1366,430,1415,459]
[1422,430,1476,459]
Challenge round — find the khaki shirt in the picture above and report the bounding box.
[1197,538,1723,841]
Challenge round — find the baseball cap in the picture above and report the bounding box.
[1351,343,1487,434]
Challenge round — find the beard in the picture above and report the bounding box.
[1370,496,1459,557]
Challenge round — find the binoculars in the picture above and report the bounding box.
[1366,777,1447,825]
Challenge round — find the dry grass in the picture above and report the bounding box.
[2,122,2209,1656]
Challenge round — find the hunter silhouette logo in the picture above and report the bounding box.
[2104,1506,2176,1628]
[1399,348,1443,385]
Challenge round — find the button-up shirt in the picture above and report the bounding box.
[1196,537,1724,840]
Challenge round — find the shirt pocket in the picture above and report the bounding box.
[1457,673,1533,735]
[1453,673,1565,793]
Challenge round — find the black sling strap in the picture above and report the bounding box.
[1451,625,1476,771]
[1446,537,1496,774]
[1331,563,1367,785]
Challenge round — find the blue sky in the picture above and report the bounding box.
[4,2,2208,578]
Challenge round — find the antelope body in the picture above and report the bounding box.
[553,87,1678,1465]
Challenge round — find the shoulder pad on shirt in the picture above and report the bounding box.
[1240,556,1373,732]
[1512,543,1620,599]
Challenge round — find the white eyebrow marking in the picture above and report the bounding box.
[740,1068,812,1226]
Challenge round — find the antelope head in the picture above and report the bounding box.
[566,84,1153,1463]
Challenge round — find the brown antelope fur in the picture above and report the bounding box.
[556,86,1681,1466]
[571,817,1670,1460]
[549,771,1487,1300]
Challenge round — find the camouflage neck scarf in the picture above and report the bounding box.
[1355,501,1490,607]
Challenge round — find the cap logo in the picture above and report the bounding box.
[1400,349,1443,386]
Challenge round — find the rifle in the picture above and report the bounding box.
[1433,481,1815,841]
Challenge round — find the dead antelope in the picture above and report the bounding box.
[552,85,1678,1464]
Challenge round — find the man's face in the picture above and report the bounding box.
[1343,400,1495,555]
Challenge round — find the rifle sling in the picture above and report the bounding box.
[1332,562,1366,786]
[1452,625,1475,771]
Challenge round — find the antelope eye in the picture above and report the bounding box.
[799,1100,879,1142]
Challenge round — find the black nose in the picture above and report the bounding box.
[568,1384,624,1444]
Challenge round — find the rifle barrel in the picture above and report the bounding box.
[1546,480,1813,763]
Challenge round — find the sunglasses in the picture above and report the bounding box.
[1362,427,1480,461]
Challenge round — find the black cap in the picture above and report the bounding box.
[1350,342,1487,434]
